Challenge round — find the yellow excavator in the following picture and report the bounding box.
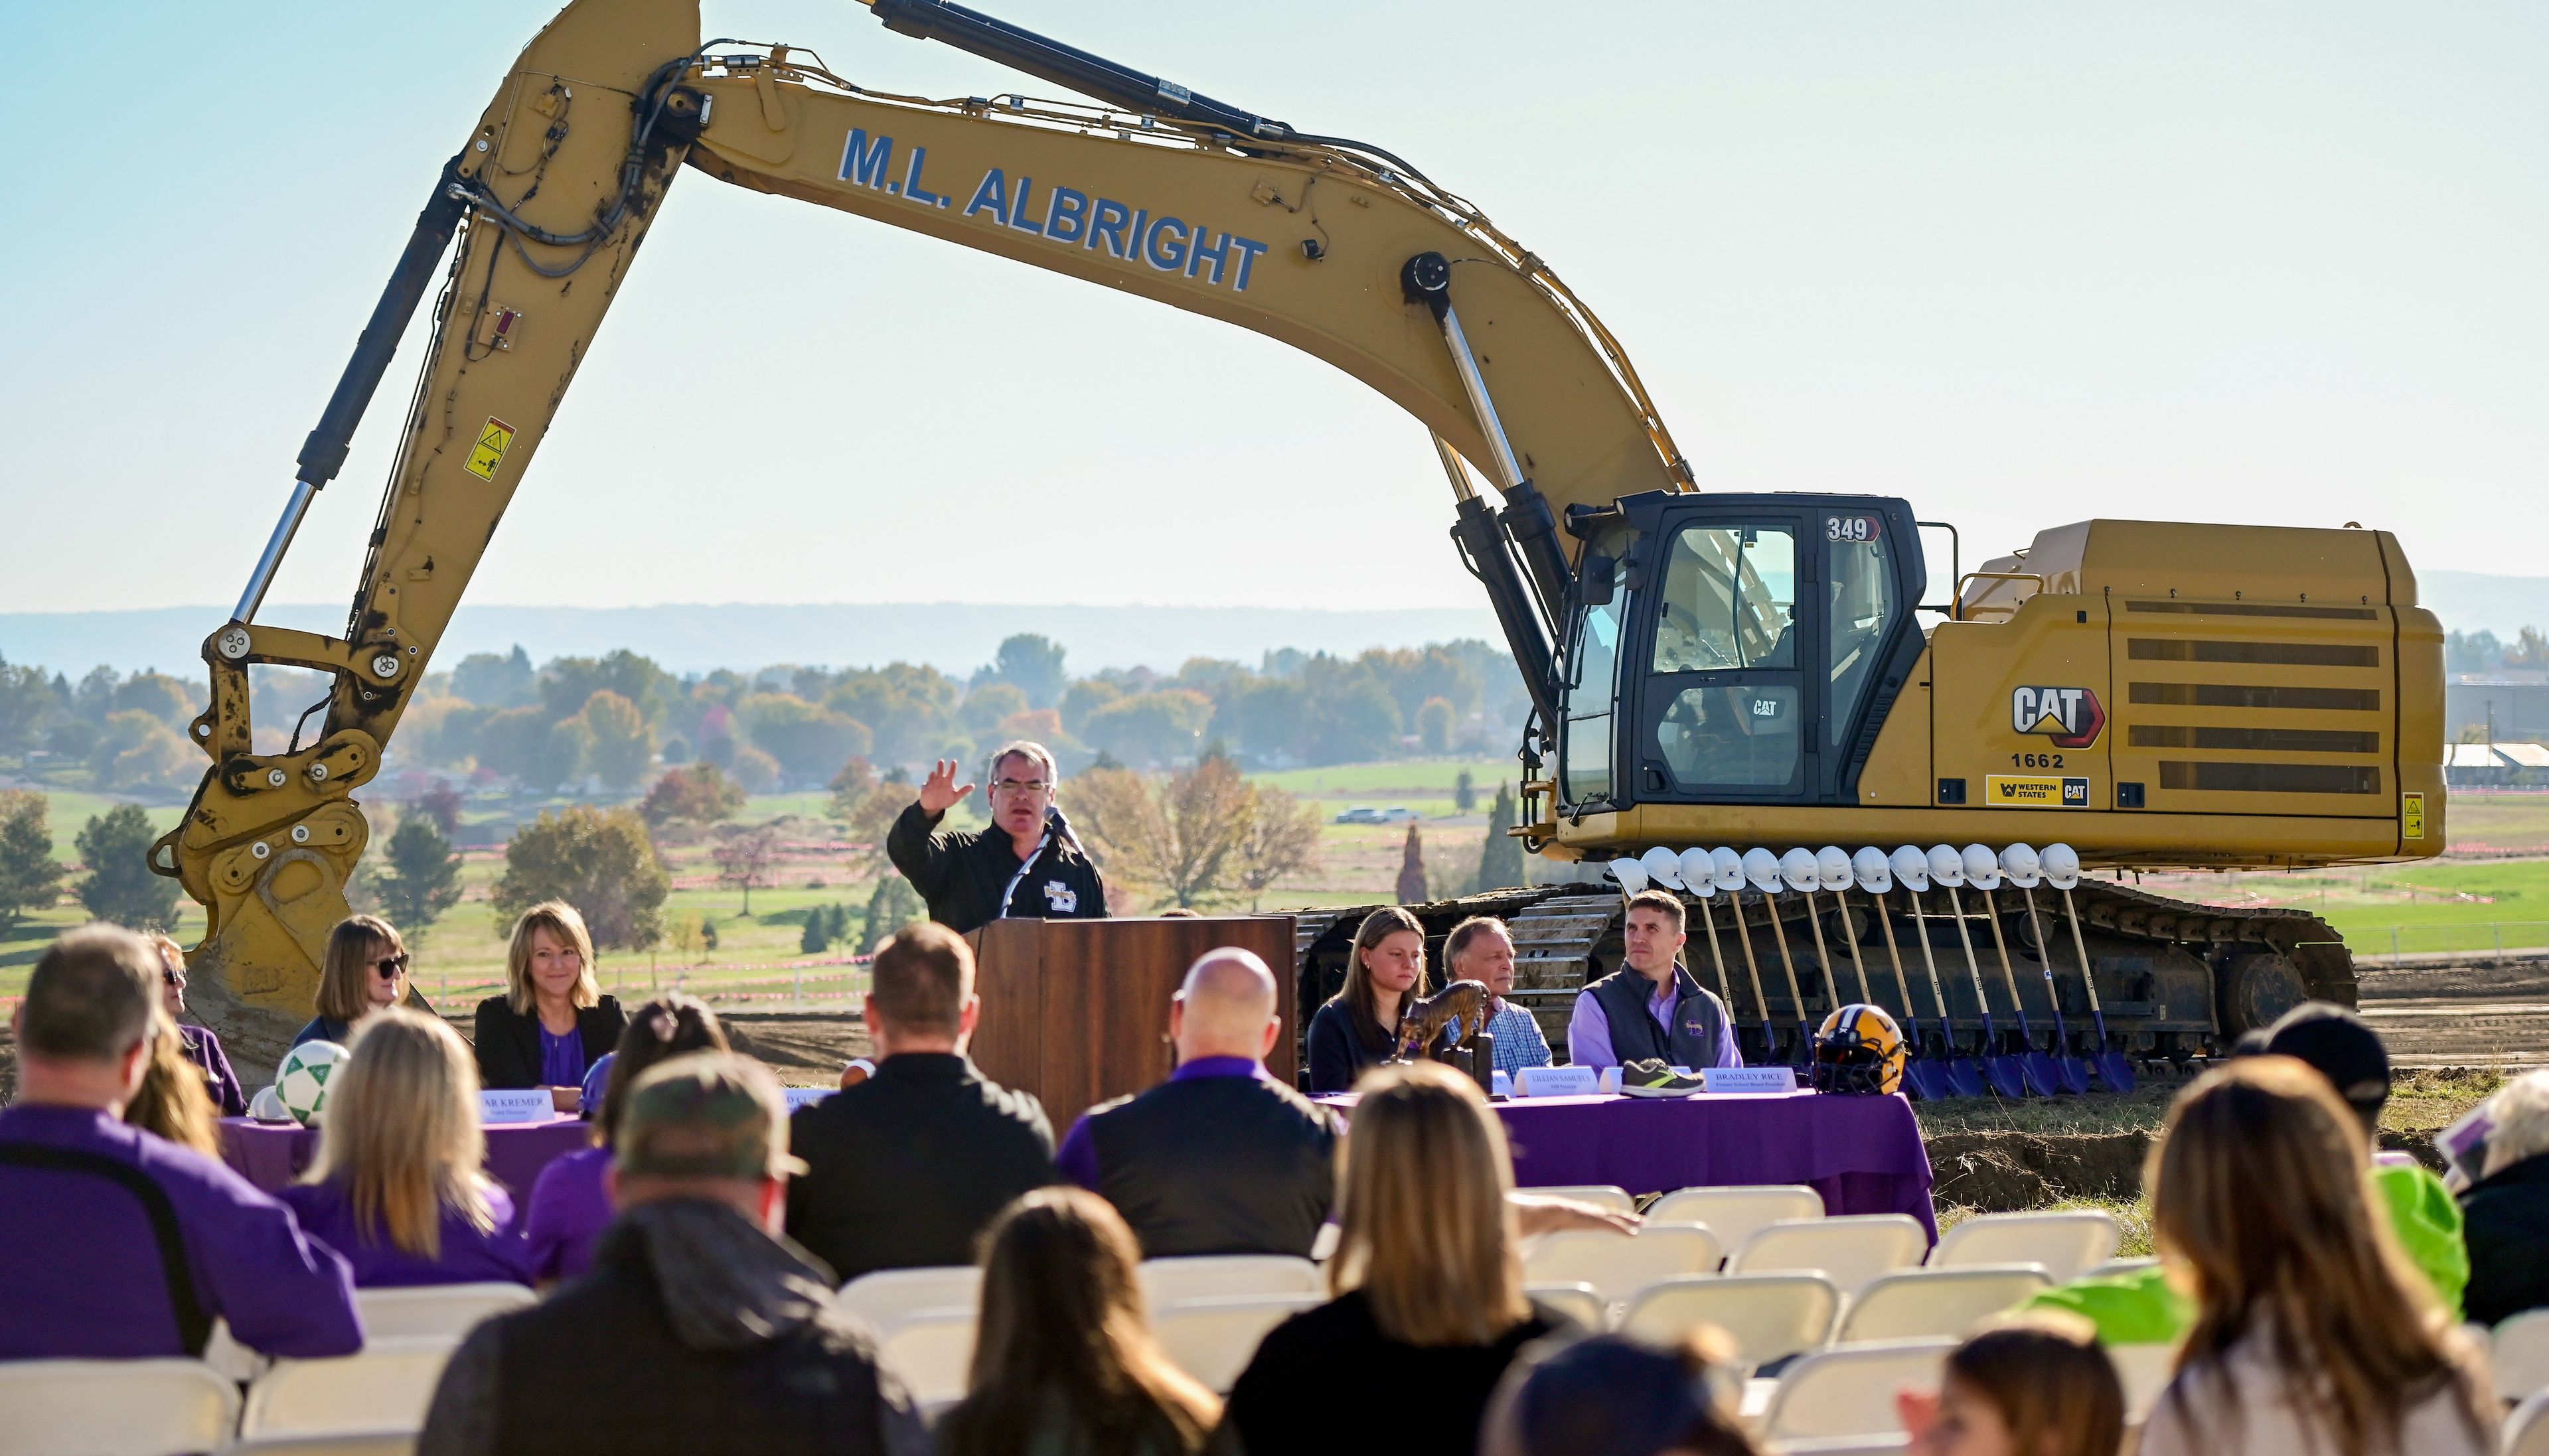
[159,0,2443,1086]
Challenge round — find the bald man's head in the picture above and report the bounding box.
[1172,948,1280,1064]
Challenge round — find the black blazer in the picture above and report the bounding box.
[472,994,627,1090]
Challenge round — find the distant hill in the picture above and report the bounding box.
[0,603,1507,678]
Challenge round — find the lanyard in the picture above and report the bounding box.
[996,826,1053,921]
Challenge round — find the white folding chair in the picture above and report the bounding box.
[1523,1226,1724,1304]
[240,1338,458,1439]
[1761,1440,1908,1455]
[1519,1185,1637,1214]
[1619,1274,1841,1373]
[1759,1339,1954,1443]
[354,1283,534,1341]
[2499,1309,2549,1406]
[0,1359,242,1456]
[876,1310,976,1408]
[2084,1256,2158,1281]
[1646,1186,1824,1259]
[218,1435,419,1456]
[1831,1265,2052,1345]
[1525,1282,1608,1331]
[1137,1255,1322,1310]
[2106,1341,2177,1425]
[1927,1211,2117,1283]
[2504,1388,2549,1456]
[1729,1216,1928,1294]
[1150,1295,1321,1392]
[832,1266,982,1329]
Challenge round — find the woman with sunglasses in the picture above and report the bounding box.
[147,930,247,1116]
[293,914,414,1047]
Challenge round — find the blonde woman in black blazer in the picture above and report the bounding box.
[474,901,627,1092]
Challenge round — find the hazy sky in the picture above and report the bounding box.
[3,1,2541,619]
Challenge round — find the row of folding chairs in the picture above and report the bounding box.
[876,1294,1322,1409]
[834,1252,1326,1334]
[0,1343,450,1456]
[1521,1209,2120,1306]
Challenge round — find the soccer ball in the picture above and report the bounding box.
[273,1040,349,1127]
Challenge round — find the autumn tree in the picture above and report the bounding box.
[712,823,785,915]
[1415,697,1455,754]
[1069,758,1256,910]
[579,689,655,792]
[374,814,463,933]
[1395,823,1428,905]
[0,790,65,932]
[641,762,746,828]
[408,780,464,837]
[1233,784,1321,910]
[494,806,668,950]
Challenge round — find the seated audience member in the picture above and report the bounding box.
[2460,1068,2549,1327]
[1895,1316,2123,1456]
[524,994,730,1284]
[149,931,246,1116]
[1223,1062,1577,1456]
[0,924,360,1360]
[1058,948,1340,1258]
[296,912,412,1047]
[1304,907,1449,1094]
[1445,915,1553,1075]
[1483,1330,1760,1456]
[474,901,627,1092]
[1567,891,1739,1073]
[418,1053,922,1456]
[2137,1058,2495,1456]
[787,923,1057,1281]
[282,1008,533,1287]
[938,1187,1222,1456]
[123,1006,223,1158]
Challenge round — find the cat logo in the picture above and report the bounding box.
[2010,686,2106,749]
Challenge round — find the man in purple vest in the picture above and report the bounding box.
[0,924,362,1360]
[1565,890,1740,1072]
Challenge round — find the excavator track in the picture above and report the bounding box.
[1288,878,2351,1071]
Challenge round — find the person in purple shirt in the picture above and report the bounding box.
[1565,889,1741,1073]
[0,924,362,1360]
[281,1008,532,1288]
[146,931,246,1117]
[1059,949,1342,1259]
[524,993,730,1284]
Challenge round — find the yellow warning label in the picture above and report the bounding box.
[463,416,516,481]
[1986,774,2092,808]
[2403,791,2426,840]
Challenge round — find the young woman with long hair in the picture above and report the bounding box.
[2140,1056,2495,1456]
[522,993,730,1283]
[295,914,410,1047]
[937,1186,1220,1456]
[280,1008,532,1287]
[122,1007,222,1158]
[473,901,627,1091]
[1302,907,1442,1094]
[1223,1061,1571,1456]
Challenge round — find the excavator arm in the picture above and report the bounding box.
[163,0,1688,1015]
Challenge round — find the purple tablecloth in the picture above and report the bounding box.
[1321,1091,1938,1241]
[219,1115,594,1202]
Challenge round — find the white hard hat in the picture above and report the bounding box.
[1743,847,1784,894]
[2041,843,2082,891]
[1815,845,1854,892]
[1891,845,1933,893]
[1642,844,1685,891]
[1711,847,1746,893]
[1927,844,1966,888]
[2000,843,2043,889]
[1962,843,2003,891]
[1679,847,1718,898]
[1853,845,1894,895]
[1780,847,1820,894]
[1610,857,1649,897]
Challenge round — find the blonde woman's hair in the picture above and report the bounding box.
[315,914,405,1025]
[2482,1069,2549,1179]
[302,1007,495,1260]
[1332,1060,1528,1347]
[124,1007,220,1158]
[506,901,601,1017]
[2153,1056,2493,1456]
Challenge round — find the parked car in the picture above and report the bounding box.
[1334,805,1419,825]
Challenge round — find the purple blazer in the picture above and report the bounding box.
[178,1023,249,1118]
[522,1145,614,1283]
[281,1179,535,1289]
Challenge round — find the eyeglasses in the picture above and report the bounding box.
[161,970,185,989]
[371,953,411,978]
[990,778,1051,798]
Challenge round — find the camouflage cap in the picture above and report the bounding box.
[614,1051,809,1182]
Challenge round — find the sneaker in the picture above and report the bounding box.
[1618,1059,1705,1098]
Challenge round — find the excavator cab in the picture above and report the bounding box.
[1558,492,1928,816]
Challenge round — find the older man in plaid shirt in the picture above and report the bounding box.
[1443,916,1553,1074]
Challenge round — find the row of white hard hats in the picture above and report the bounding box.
[1609,841,2088,899]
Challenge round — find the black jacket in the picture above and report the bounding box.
[886,802,1108,935]
[1223,1291,1571,1456]
[785,1053,1057,1283]
[1302,999,1452,1096]
[471,995,627,1091]
[1080,1071,1340,1259]
[2461,1151,2549,1327]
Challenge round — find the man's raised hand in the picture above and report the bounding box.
[917,757,975,816]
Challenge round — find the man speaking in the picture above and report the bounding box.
[887,740,1109,934]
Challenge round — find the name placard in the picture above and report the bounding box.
[1515,1066,1601,1098]
[480,1088,553,1124]
[1703,1066,1799,1094]
[783,1087,834,1112]
[1490,1070,1513,1100]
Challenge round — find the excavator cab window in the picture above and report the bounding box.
[1823,518,1900,749]
[1560,546,1630,804]
[1647,525,1803,791]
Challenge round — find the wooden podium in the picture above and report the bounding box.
[965,916,1298,1128]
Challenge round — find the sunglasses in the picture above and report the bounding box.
[370,953,412,978]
